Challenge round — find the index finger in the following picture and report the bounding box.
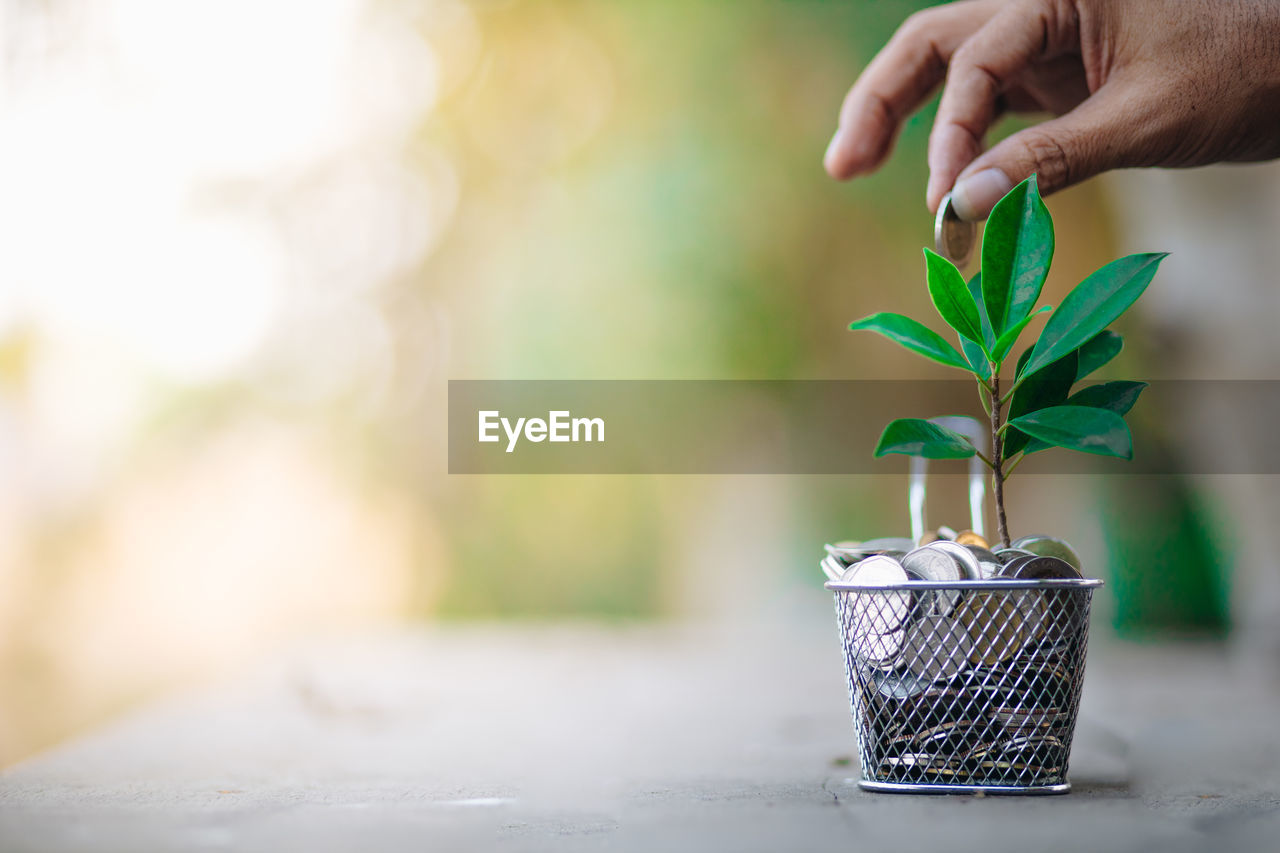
[825,0,1000,180]
[927,0,1078,209]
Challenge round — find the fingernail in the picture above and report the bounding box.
[824,127,844,171]
[951,168,1013,221]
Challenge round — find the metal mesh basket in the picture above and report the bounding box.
[824,417,1101,794]
[828,577,1100,794]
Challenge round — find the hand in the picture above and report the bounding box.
[823,0,1280,220]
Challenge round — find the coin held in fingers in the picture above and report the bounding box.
[935,192,976,267]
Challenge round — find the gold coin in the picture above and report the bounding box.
[954,530,989,548]
[954,592,1027,665]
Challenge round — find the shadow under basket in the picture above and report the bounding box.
[827,578,1101,795]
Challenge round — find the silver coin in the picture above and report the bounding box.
[1010,535,1083,572]
[824,543,866,562]
[1013,590,1050,643]
[965,545,999,564]
[963,741,1003,764]
[978,560,1003,579]
[979,738,1064,779]
[935,193,976,267]
[901,545,963,614]
[882,753,950,771]
[1008,556,1078,596]
[840,554,908,585]
[1005,733,1066,750]
[902,614,974,682]
[1001,734,1067,771]
[901,546,961,582]
[916,722,978,756]
[853,626,906,665]
[1005,555,1082,581]
[992,553,1035,578]
[842,555,912,635]
[881,753,967,779]
[928,541,984,580]
[900,564,940,615]
[825,537,915,563]
[825,542,873,563]
[871,668,931,700]
[988,554,1054,643]
[857,599,912,639]
[820,555,845,582]
[995,707,1062,732]
[993,547,1035,566]
[926,542,984,612]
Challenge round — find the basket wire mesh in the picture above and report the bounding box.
[825,417,1099,794]
[829,579,1098,794]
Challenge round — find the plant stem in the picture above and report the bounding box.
[989,364,1010,547]
[998,371,1025,405]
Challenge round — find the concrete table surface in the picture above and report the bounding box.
[2,615,1279,852]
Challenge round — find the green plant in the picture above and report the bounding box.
[850,175,1165,547]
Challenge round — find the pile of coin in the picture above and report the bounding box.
[821,529,1088,786]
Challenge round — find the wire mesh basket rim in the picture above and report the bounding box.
[825,578,1102,592]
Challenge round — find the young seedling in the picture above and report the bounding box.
[850,176,1165,548]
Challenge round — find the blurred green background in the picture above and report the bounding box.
[0,0,1236,766]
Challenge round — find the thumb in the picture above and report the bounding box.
[948,93,1129,221]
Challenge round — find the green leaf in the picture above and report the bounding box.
[961,336,990,380]
[980,175,1054,336]
[874,418,977,459]
[959,273,993,379]
[1022,253,1167,380]
[1008,405,1133,459]
[1066,380,1147,415]
[924,248,984,346]
[1074,330,1123,381]
[991,305,1051,364]
[967,272,997,351]
[1024,381,1146,454]
[1003,345,1078,457]
[849,312,972,371]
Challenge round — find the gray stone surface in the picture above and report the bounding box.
[2,615,1279,852]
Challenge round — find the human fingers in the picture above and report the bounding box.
[824,0,1000,180]
[926,0,1080,210]
[949,86,1142,220]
